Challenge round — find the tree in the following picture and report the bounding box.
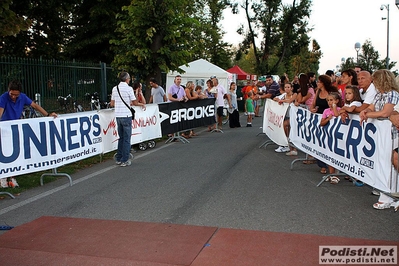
[111,0,203,99]
[290,39,321,76]
[340,39,397,74]
[63,0,130,64]
[0,0,76,59]
[191,0,234,69]
[237,0,315,75]
[0,0,30,37]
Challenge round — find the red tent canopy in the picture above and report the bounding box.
[226,65,250,80]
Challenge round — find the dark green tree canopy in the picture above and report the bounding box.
[0,0,31,37]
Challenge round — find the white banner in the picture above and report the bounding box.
[99,105,162,154]
[289,105,392,192]
[0,111,103,178]
[0,105,162,178]
[262,99,289,146]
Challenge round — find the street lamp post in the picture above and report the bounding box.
[354,42,361,64]
[381,4,390,69]
[340,57,345,71]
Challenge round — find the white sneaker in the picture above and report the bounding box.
[120,160,132,167]
[275,146,290,153]
[371,189,380,196]
[0,178,8,188]
[286,150,298,156]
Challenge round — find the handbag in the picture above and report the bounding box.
[117,85,135,120]
[172,87,180,99]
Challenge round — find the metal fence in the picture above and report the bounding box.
[0,57,118,112]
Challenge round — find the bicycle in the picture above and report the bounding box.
[58,94,84,113]
[57,94,73,112]
[85,92,110,110]
[21,101,42,119]
[221,99,230,125]
[74,100,84,112]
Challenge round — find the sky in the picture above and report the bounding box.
[222,0,399,75]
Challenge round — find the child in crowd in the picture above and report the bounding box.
[339,85,362,114]
[273,83,297,154]
[320,92,342,184]
[338,85,364,185]
[195,85,207,99]
[246,91,254,127]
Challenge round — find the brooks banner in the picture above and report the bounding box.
[158,98,216,135]
[262,99,289,146]
[289,105,393,192]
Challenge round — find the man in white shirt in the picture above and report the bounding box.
[340,70,377,122]
[110,72,146,167]
[355,71,377,112]
[211,76,231,129]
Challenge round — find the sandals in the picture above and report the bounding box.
[373,202,391,210]
[320,168,327,174]
[329,176,340,184]
[181,133,191,139]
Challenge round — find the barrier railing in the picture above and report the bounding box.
[0,100,216,187]
[260,100,398,199]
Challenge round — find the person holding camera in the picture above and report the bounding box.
[110,72,146,167]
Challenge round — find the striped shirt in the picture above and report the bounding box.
[372,90,399,139]
[111,82,136,117]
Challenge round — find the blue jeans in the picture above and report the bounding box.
[116,117,132,163]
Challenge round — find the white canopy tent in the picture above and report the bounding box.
[165,59,234,93]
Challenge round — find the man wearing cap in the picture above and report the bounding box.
[110,71,146,167]
[211,76,231,129]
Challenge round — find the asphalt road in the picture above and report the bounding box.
[0,114,398,242]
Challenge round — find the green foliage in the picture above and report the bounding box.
[236,0,316,76]
[339,39,397,75]
[0,0,31,37]
[63,0,130,64]
[111,0,199,88]
[191,0,234,69]
[0,0,76,59]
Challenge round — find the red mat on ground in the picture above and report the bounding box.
[0,216,217,266]
[0,216,398,266]
[192,228,399,265]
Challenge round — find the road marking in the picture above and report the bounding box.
[0,144,170,216]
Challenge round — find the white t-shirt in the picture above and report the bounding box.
[360,83,377,105]
[215,84,227,107]
[344,101,362,108]
[276,92,286,100]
